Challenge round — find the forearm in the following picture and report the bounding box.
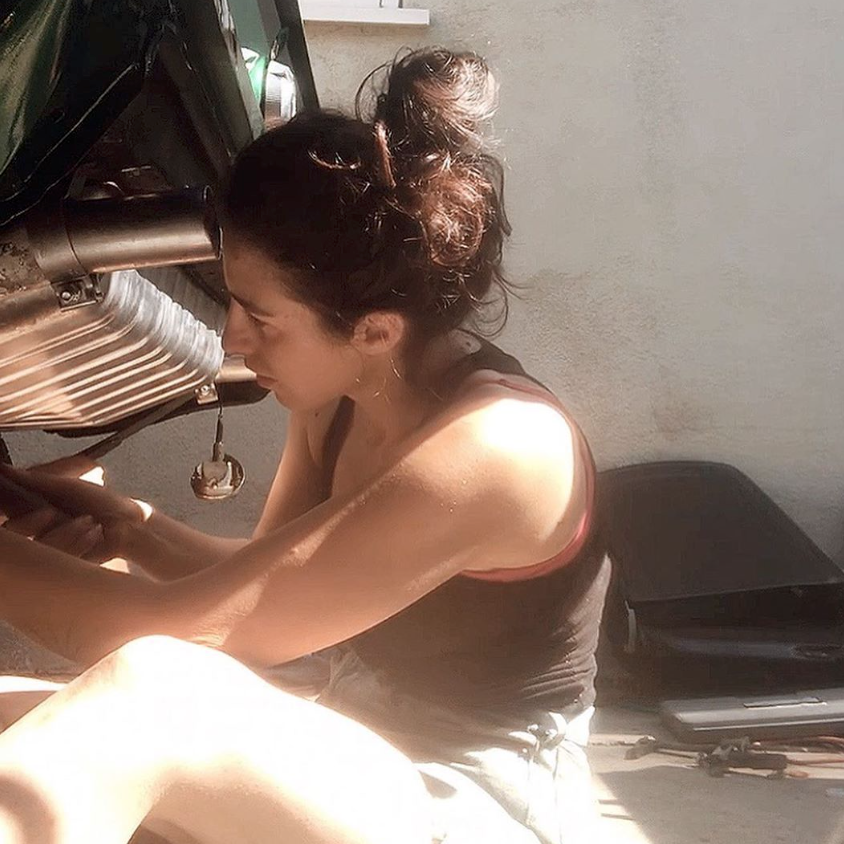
[119,509,247,581]
[0,529,176,666]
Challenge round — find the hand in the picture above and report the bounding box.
[2,508,108,561]
[0,457,147,562]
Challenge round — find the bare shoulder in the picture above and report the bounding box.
[399,378,582,566]
[440,373,577,466]
[464,375,574,444]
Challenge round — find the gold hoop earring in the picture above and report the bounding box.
[372,375,388,399]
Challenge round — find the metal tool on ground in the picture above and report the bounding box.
[697,738,788,778]
[625,734,806,779]
[625,735,706,760]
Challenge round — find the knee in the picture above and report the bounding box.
[112,633,198,668]
[104,635,225,694]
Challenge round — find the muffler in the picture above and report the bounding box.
[0,188,229,429]
[23,187,220,283]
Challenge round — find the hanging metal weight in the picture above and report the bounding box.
[191,406,245,500]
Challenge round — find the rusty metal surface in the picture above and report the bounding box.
[0,224,46,293]
[0,267,225,429]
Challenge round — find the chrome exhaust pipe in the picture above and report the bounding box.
[24,187,220,282]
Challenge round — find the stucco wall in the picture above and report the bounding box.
[5,0,843,565]
[302,0,844,562]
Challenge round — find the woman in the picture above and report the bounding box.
[0,49,608,844]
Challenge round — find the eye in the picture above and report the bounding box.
[240,307,264,325]
[248,312,276,334]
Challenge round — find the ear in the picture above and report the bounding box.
[351,311,408,357]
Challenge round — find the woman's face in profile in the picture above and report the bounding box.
[221,233,361,411]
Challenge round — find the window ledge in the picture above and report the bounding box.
[300,4,430,25]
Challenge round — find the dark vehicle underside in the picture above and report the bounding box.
[0,0,315,442]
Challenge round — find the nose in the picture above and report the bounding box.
[221,300,254,357]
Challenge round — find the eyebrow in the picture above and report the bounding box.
[228,291,274,318]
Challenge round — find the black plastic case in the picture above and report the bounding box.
[598,461,844,694]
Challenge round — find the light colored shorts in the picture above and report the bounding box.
[297,648,601,844]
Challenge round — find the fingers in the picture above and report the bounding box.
[33,454,101,479]
[0,464,75,496]
[0,465,113,520]
[0,462,143,537]
[2,508,64,538]
[2,507,106,559]
[38,516,105,558]
[0,468,55,520]
[1,505,120,563]
[1,461,98,488]
[0,454,101,480]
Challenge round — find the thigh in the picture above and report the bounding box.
[130,830,182,844]
[542,741,601,844]
[0,675,64,730]
[99,637,433,844]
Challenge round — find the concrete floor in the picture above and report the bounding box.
[590,706,844,844]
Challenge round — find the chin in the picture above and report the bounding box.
[268,384,293,407]
[269,387,312,413]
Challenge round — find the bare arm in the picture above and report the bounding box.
[119,513,248,579]
[2,408,324,581]
[252,408,332,539]
[0,388,582,668]
[121,409,322,578]
[0,467,245,580]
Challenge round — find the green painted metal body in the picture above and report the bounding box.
[0,0,308,227]
[0,0,175,224]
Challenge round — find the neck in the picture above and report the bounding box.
[347,362,434,447]
[346,329,473,445]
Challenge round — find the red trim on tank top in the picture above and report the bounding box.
[459,376,596,583]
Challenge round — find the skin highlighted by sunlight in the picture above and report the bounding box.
[0,775,59,844]
[79,467,104,486]
[0,47,607,844]
[130,499,153,523]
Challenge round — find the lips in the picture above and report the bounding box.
[244,359,267,381]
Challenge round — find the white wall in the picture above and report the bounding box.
[6,0,844,565]
[302,0,844,562]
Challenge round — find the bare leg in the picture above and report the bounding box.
[0,677,64,731]
[0,636,432,844]
[0,677,177,844]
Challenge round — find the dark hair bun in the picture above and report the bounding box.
[375,49,498,156]
[225,49,511,350]
[359,49,508,276]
